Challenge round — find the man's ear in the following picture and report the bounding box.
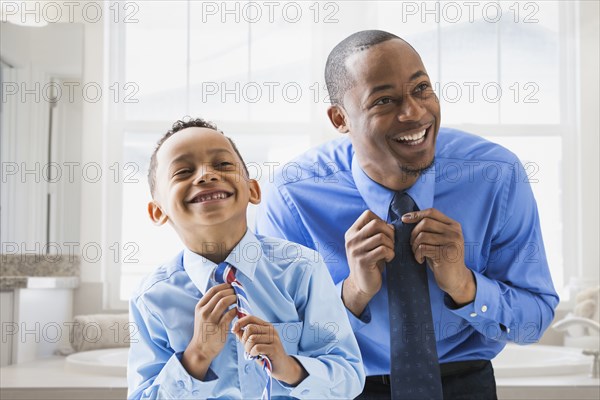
[327,105,350,133]
[147,200,168,225]
[248,179,261,205]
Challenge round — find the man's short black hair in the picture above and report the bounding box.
[325,30,402,105]
[148,117,248,198]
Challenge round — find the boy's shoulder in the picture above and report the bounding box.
[131,251,186,301]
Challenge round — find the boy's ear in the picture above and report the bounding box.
[248,179,261,205]
[327,105,350,133]
[147,200,168,225]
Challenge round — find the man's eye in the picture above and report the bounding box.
[415,82,431,93]
[374,97,394,106]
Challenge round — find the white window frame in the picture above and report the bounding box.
[103,0,581,310]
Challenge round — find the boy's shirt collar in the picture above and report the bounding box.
[183,229,259,295]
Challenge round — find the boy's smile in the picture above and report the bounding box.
[148,127,260,254]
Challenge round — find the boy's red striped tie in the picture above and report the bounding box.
[214,262,272,400]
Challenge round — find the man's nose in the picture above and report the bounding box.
[397,96,426,122]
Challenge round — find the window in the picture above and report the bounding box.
[106,1,576,308]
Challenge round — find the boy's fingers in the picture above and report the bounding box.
[197,283,232,307]
[249,344,272,359]
[209,294,238,319]
[244,334,274,355]
[220,307,238,328]
[241,324,272,343]
[233,315,267,332]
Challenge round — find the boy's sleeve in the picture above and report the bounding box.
[284,254,365,399]
[127,297,219,399]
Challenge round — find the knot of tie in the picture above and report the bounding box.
[390,192,418,223]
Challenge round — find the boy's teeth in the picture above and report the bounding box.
[199,192,228,202]
[397,129,426,142]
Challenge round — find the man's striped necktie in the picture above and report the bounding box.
[214,262,273,400]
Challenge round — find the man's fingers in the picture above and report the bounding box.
[402,208,455,225]
[350,210,381,232]
[359,218,395,242]
[360,232,395,254]
[365,245,395,265]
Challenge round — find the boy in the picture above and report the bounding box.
[127,118,365,399]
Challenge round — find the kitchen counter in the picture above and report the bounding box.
[0,276,80,290]
[0,254,80,290]
[0,356,127,400]
[1,356,598,400]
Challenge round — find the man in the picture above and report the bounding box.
[255,30,558,399]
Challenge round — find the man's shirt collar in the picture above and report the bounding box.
[350,150,436,221]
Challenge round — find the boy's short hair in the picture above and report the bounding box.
[148,117,249,198]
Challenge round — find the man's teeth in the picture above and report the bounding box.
[396,129,427,142]
[197,192,229,202]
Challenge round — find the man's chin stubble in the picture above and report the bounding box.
[399,157,435,177]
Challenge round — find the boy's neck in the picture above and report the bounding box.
[183,222,248,265]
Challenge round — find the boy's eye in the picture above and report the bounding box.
[173,169,192,177]
[215,161,236,169]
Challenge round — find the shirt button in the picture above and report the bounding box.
[481,305,488,313]
[192,390,199,396]
[469,312,477,318]
[507,327,511,333]
[301,389,310,395]
[177,380,185,388]
[244,364,251,374]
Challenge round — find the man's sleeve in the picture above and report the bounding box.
[127,297,219,399]
[254,183,311,248]
[448,161,560,343]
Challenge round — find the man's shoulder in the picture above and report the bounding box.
[436,127,520,165]
[255,234,322,269]
[272,136,353,186]
[131,251,185,302]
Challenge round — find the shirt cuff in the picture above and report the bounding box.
[335,279,371,331]
[153,352,219,398]
[445,270,501,328]
[282,355,343,399]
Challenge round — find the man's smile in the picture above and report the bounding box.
[390,123,434,148]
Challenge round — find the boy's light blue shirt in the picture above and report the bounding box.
[127,230,365,399]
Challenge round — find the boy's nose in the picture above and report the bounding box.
[194,169,220,184]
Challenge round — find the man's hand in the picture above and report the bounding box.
[181,283,238,380]
[343,210,395,317]
[233,316,308,386]
[402,208,476,306]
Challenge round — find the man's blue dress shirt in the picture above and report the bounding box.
[255,128,559,377]
[128,230,365,399]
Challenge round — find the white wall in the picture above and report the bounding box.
[578,0,600,284]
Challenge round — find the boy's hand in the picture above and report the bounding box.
[233,316,308,386]
[181,283,238,380]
